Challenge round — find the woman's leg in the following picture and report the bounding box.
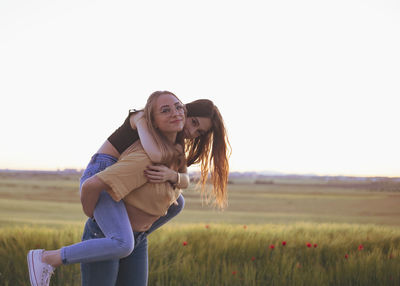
[80,219,120,286]
[28,154,133,285]
[61,191,134,264]
[145,194,185,235]
[32,155,134,265]
[116,233,148,286]
[59,153,134,264]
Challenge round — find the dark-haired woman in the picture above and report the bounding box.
[28,94,230,286]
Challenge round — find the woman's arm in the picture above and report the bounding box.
[130,112,163,163]
[80,176,111,218]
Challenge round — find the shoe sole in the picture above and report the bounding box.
[27,250,39,286]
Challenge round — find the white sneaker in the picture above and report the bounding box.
[27,249,55,286]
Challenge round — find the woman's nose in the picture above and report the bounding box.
[171,107,180,116]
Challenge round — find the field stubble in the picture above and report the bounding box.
[2,172,400,226]
[0,172,399,285]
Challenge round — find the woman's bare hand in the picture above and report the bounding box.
[144,165,177,183]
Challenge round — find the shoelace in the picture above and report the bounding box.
[41,265,54,286]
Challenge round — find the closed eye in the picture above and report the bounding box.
[191,118,199,127]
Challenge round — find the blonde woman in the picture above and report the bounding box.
[28,91,187,286]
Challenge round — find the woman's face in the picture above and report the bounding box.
[153,94,185,135]
[183,116,212,139]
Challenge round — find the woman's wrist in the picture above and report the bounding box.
[169,171,180,188]
[168,171,178,183]
[130,111,145,129]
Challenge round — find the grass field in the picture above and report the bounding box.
[1,172,400,227]
[0,171,399,285]
[1,223,400,285]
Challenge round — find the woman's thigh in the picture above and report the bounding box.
[80,153,133,247]
[93,191,134,246]
[116,234,149,286]
[80,153,132,241]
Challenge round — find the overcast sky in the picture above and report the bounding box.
[1,0,399,176]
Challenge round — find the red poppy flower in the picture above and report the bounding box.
[232,271,237,275]
[182,241,188,246]
[306,243,312,248]
[269,244,275,250]
[313,244,318,248]
[345,254,349,259]
[282,241,287,246]
[243,225,247,229]
[251,256,256,261]
[205,225,209,229]
[358,244,364,251]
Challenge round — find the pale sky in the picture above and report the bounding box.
[1,0,400,177]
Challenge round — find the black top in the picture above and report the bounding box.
[107,109,140,154]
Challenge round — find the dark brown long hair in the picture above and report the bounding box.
[185,99,231,209]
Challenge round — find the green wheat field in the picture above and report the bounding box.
[1,171,400,285]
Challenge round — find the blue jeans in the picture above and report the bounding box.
[73,153,184,286]
[80,196,185,286]
[61,154,134,265]
[80,218,148,286]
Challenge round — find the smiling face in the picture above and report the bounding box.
[153,93,185,137]
[183,116,212,139]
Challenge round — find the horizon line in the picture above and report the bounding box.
[1,168,399,179]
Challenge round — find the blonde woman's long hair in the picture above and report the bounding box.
[144,91,186,170]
